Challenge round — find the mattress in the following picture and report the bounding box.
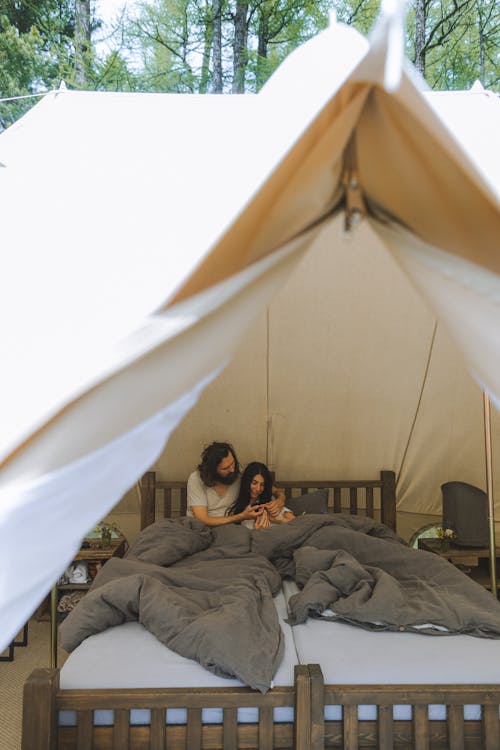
[60,579,500,727]
[282,579,500,721]
[59,588,297,726]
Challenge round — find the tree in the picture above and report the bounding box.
[74,0,91,86]
[1,0,498,135]
[405,0,499,87]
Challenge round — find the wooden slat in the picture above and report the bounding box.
[365,486,374,519]
[150,707,165,750]
[140,471,156,529]
[76,710,93,750]
[309,664,324,750]
[186,707,202,750]
[447,704,465,750]
[324,719,482,750]
[343,705,358,750]
[380,470,396,531]
[22,669,59,750]
[112,709,129,750]
[333,487,341,513]
[482,703,500,750]
[294,665,311,750]
[258,706,273,750]
[323,684,500,706]
[59,723,295,750]
[223,707,237,750]
[163,488,172,519]
[181,487,187,516]
[349,487,357,515]
[58,684,295,710]
[413,704,429,750]
[378,704,393,749]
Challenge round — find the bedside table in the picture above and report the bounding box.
[51,533,127,667]
[418,537,500,592]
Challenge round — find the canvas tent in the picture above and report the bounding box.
[1,2,500,652]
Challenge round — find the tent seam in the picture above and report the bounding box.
[396,320,438,489]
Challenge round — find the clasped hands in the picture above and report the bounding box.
[242,499,282,528]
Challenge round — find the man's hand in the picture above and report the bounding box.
[265,487,286,518]
[240,504,264,522]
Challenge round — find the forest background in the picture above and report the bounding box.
[0,0,498,130]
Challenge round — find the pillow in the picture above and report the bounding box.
[285,488,329,516]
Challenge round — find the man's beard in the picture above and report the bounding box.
[217,471,239,486]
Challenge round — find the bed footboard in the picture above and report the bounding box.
[23,666,312,750]
[308,664,500,750]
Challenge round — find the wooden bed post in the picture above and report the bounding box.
[380,470,397,532]
[294,665,311,750]
[308,664,325,750]
[22,668,59,750]
[140,470,157,529]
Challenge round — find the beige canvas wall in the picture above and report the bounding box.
[114,217,500,540]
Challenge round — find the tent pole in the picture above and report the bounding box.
[483,392,498,599]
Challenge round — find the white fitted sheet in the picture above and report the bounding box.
[282,579,500,721]
[59,588,297,726]
[59,579,500,728]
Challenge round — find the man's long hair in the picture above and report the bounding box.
[227,462,273,515]
[198,442,240,487]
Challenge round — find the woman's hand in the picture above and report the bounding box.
[254,508,271,529]
[240,504,264,522]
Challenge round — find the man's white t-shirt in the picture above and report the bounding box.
[186,470,241,517]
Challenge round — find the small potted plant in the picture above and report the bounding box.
[435,526,456,551]
[93,522,115,549]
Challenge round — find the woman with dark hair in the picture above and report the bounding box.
[227,462,294,529]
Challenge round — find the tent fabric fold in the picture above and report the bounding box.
[1,4,500,651]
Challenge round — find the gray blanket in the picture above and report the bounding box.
[60,514,500,693]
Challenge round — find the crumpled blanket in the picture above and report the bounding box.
[60,518,283,693]
[59,514,500,694]
[257,518,500,638]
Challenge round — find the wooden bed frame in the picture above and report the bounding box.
[22,469,500,749]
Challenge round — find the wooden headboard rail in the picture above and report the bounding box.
[139,470,396,532]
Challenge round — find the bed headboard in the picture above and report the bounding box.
[139,470,397,532]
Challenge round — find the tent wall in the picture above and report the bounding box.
[116,219,500,539]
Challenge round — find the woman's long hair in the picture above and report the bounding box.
[226,462,273,516]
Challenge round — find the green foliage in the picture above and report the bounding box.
[333,0,381,35]
[0,0,498,133]
[406,0,499,90]
[0,17,42,127]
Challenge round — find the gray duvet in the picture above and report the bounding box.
[60,515,500,693]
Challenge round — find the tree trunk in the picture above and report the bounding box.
[74,0,91,87]
[199,1,214,93]
[414,0,426,76]
[477,3,485,83]
[232,0,248,93]
[212,0,223,92]
[256,8,269,89]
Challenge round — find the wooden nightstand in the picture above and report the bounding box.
[51,533,127,667]
[418,537,500,592]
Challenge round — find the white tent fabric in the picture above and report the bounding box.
[1,3,500,650]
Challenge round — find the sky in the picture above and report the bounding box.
[94,0,142,38]
[95,0,134,27]
[93,0,140,60]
